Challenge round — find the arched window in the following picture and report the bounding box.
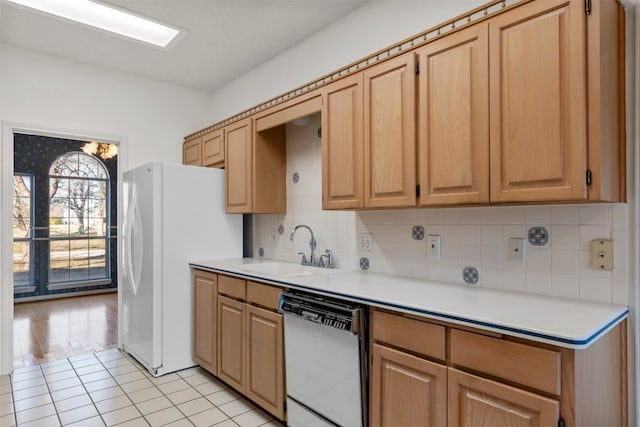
[49,152,110,285]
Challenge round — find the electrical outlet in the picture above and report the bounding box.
[509,238,526,262]
[359,232,373,252]
[427,235,441,257]
[591,239,613,270]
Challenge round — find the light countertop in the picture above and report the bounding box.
[190,258,628,349]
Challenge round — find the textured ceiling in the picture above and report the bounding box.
[0,0,368,92]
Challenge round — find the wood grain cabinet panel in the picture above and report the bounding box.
[371,343,446,427]
[450,329,561,395]
[225,119,253,213]
[418,23,489,206]
[217,295,246,393]
[183,138,202,166]
[321,73,364,209]
[448,368,559,427]
[489,0,587,202]
[224,118,286,214]
[193,270,217,375]
[363,53,417,208]
[245,305,285,420]
[203,129,225,167]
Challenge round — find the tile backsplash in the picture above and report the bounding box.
[253,114,629,305]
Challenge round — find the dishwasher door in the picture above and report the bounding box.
[283,311,365,427]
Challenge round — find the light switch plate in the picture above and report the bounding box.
[591,239,613,270]
[508,238,526,262]
[359,232,373,252]
[427,235,441,257]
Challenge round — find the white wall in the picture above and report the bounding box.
[208,0,488,122]
[0,44,213,373]
[0,45,212,168]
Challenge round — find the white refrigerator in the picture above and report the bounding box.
[122,162,242,376]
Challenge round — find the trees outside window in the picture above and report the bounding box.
[13,174,33,288]
[49,152,110,283]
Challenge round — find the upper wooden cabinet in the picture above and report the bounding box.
[321,73,364,209]
[225,119,253,213]
[489,0,623,203]
[417,23,490,206]
[225,118,286,213]
[202,129,225,168]
[183,137,202,166]
[363,53,417,208]
[186,0,624,209]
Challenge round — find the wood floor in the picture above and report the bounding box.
[13,292,118,369]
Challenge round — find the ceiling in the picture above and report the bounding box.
[0,0,368,93]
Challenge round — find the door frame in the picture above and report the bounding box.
[0,121,128,375]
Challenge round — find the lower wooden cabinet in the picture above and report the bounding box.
[217,295,246,392]
[193,271,286,422]
[246,305,285,420]
[370,308,626,427]
[192,270,217,374]
[448,368,559,427]
[370,343,446,427]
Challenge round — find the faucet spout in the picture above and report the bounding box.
[290,224,317,265]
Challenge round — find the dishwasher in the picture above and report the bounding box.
[279,290,367,427]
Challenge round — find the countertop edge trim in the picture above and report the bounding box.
[189,263,630,349]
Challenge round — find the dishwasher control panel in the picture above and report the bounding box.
[279,290,362,334]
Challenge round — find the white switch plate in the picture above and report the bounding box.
[359,232,373,252]
[591,239,613,270]
[427,235,441,257]
[508,237,526,262]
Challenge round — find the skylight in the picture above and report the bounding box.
[4,0,180,48]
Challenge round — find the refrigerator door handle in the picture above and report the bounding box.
[125,196,143,296]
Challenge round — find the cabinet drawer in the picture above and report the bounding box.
[372,310,445,361]
[246,282,283,311]
[218,275,246,300]
[192,269,217,284]
[450,329,561,395]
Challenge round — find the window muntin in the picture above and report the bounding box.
[13,174,33,287]
[48,152,110,284]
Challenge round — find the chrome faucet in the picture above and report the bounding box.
[290,224,317,266]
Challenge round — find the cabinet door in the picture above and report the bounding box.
[370,344,446,427]
[245,305,285,420]
[217,295,246,393]
[363,53,417,208]
[489,0,587,202]
[183,138,202,166]
[448,368,559,427]
[225,119,253,213]
[321,73,364,209]
[193,271,217,375]
[203,129,225,167]
[418,24,489,206]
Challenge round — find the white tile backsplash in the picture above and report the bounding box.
[253,115,630,305]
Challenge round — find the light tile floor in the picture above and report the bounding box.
[0,349,281,427]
